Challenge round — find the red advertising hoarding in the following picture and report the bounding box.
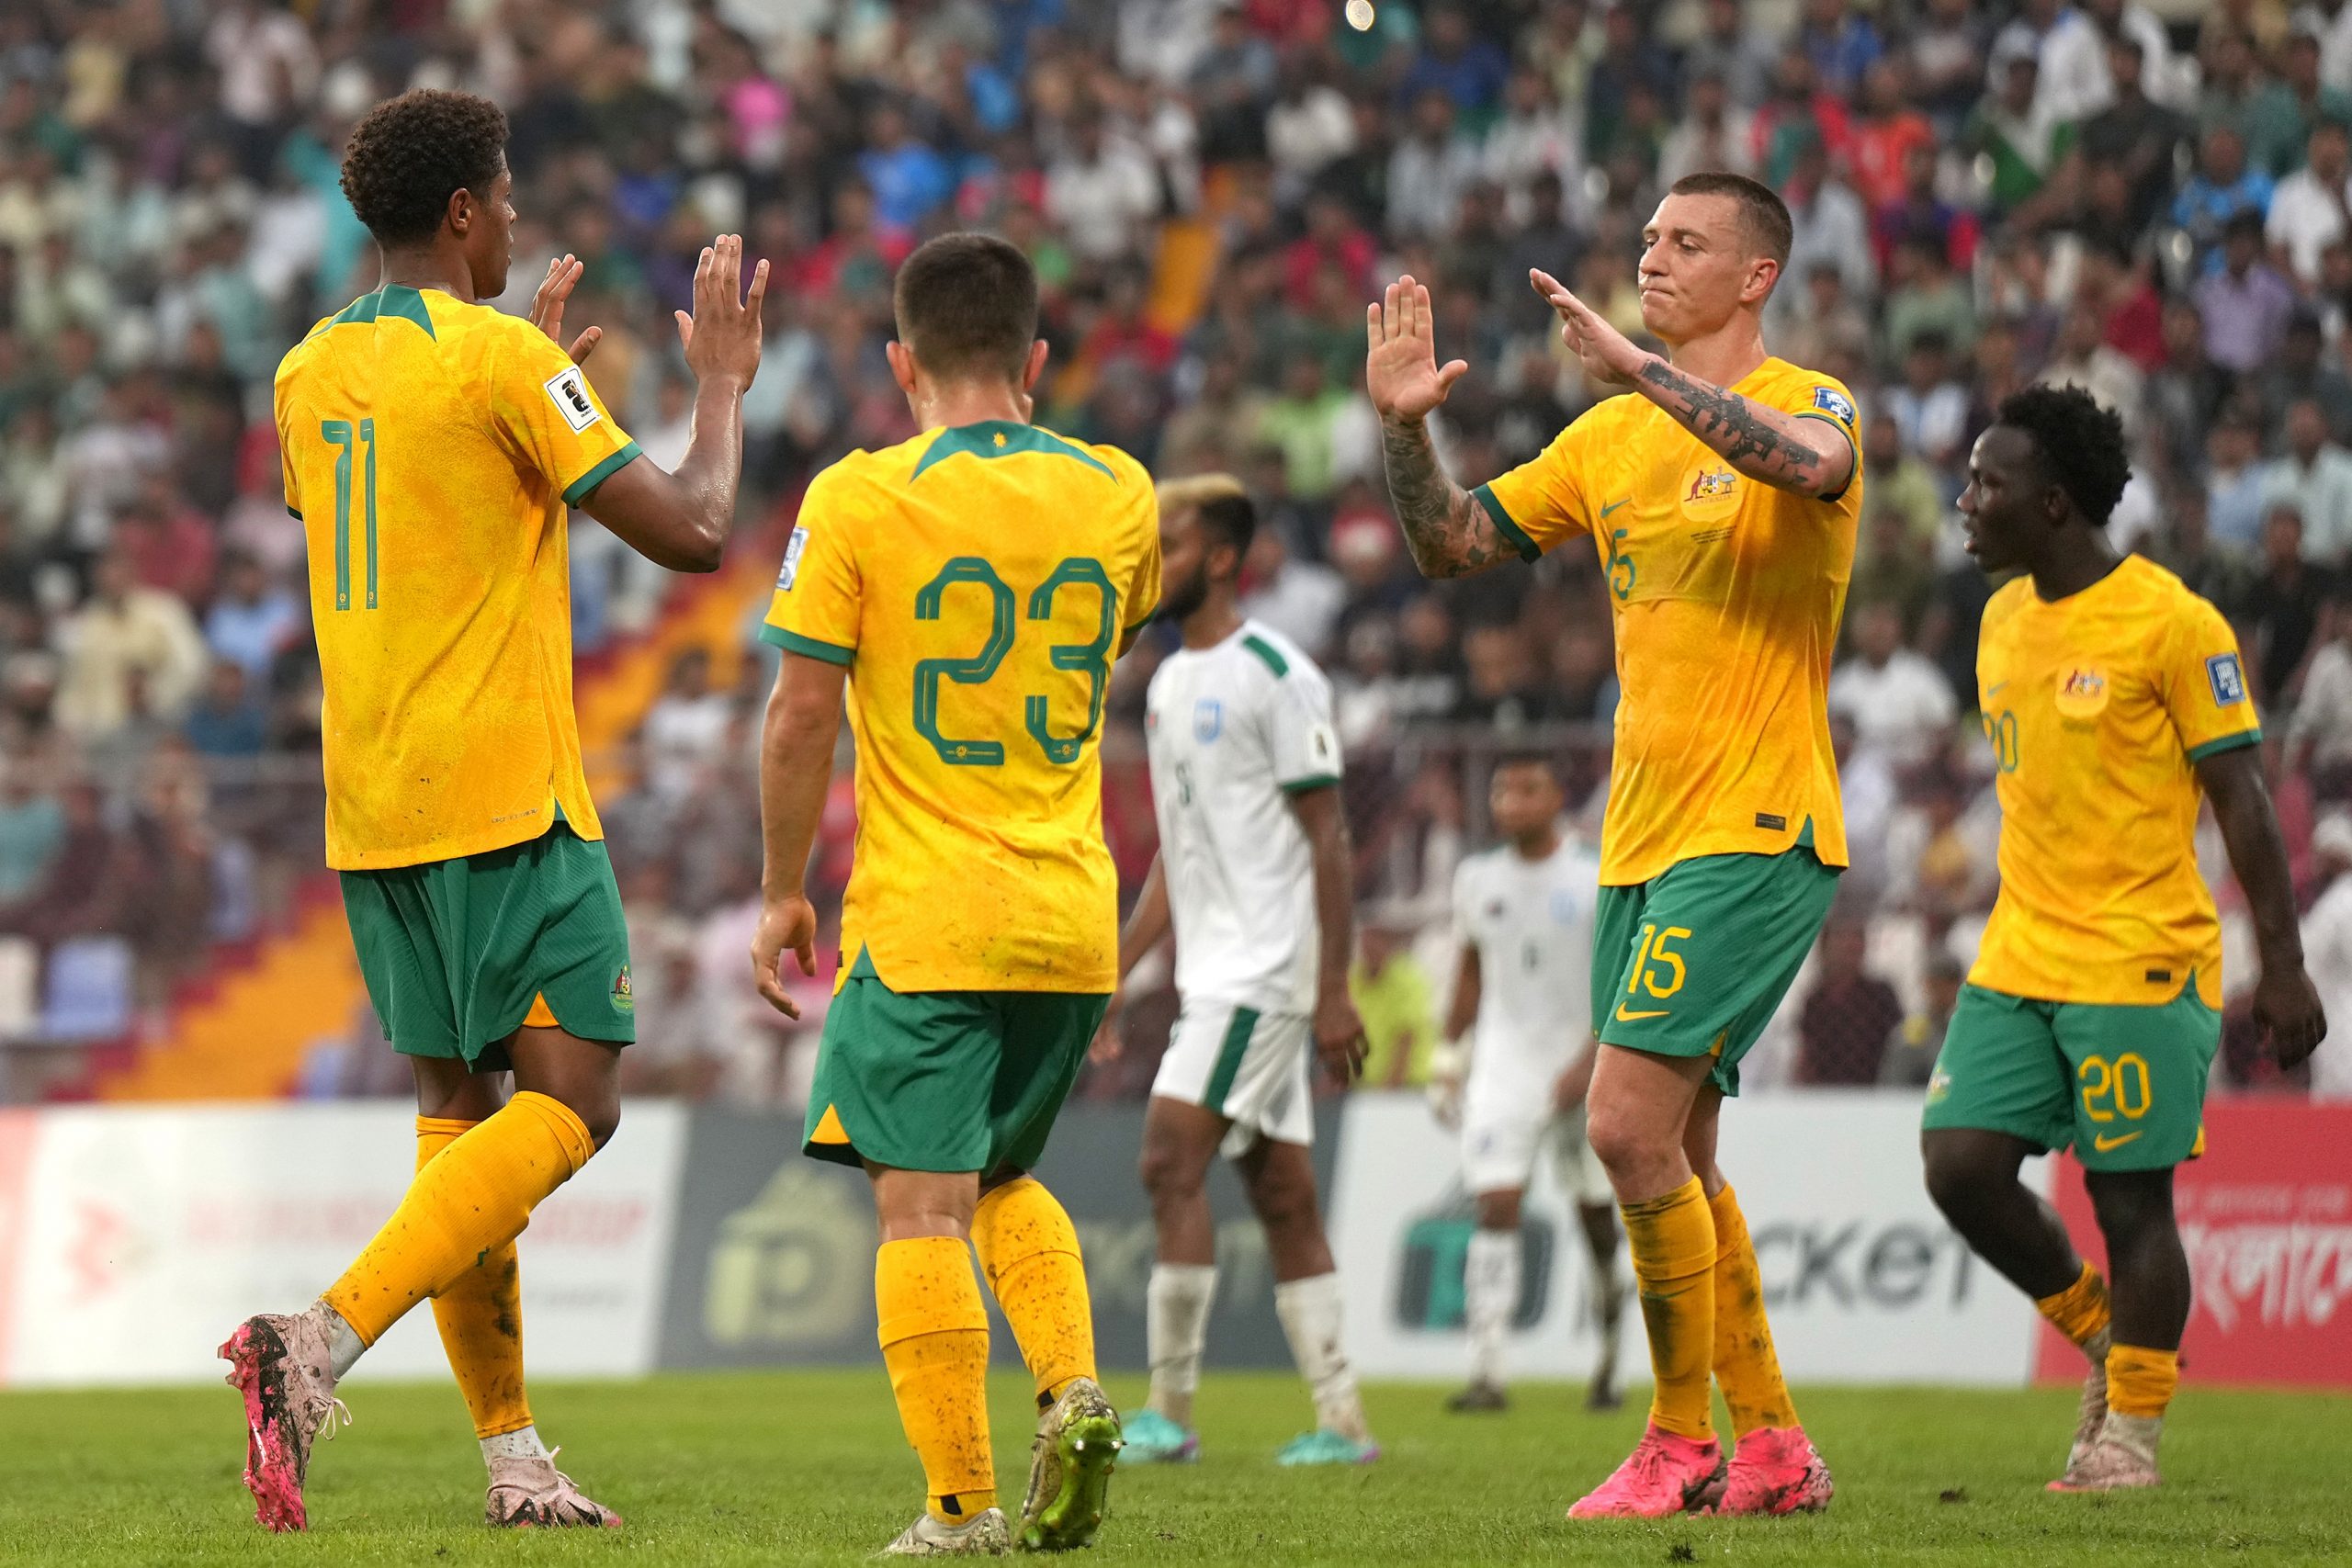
[2036,1099,2352,1388]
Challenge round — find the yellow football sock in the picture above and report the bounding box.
[876,1237,996,1527]
[971,1177,1095,1406]
[323,1091,593,1346]
[1707,1183,1797,1437]
[1622,1175,1717,1441]
[2034,1261,2113,1349]
[2107,1343,2178,1419]
[414,1117,533,1438]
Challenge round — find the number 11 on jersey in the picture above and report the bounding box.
[322,417,379,611]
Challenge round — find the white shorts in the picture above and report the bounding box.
[1152,998,1314,1149]
[1463,1102,1611,1205]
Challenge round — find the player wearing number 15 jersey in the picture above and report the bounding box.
[226,88,766,1535]
[1370,172,1853,1519]
[1923,387,2325,1495]
[748,233,1157,1556]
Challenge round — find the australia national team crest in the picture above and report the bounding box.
[611,965,635,1014]
[1193,697,1223,742]
[1679,458,1742,522]
[2208,652,2247,706]
[2054,665,2109,720]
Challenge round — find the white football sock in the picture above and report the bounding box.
[481,1424,552,1465]
[1464,1228,1520,1390]
[1274,1271,1370,1442]
[318,1301,366,1381]
[1147,1263,1217,1428]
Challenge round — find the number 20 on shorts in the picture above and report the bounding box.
[2077,1052,2153,1122]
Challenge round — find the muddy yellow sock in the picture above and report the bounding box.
[1707,1183,1796,1437]
[323,1091,593,1346]
[971,1177,1096,1406]
[414,1117,532,1438]
[876,1237,996,1526]
[2107,1343,2178,1419]
[1622,1175,1717,1441]
[2034,1261,2113,1350]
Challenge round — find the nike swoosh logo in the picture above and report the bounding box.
[1985,682,2007,697]
[2092,1132,2143,1153]
[1600,499,1631,519]
[1614,1004,1669,1021]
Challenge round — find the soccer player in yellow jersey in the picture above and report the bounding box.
[219,89,767,1532]
[747,233,1159,1556]
[1369,173,1858,1520]
[1923,387,2326,1492]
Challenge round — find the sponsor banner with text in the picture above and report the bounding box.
[0,1102,686,1387]
[1329,1091,2042,1385]
[2037,1100,2352,1389]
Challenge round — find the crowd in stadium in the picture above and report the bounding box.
[3,0,2352,1100]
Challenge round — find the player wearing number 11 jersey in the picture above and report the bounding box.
[228,88,766,1534]
[749,233,1158,1556]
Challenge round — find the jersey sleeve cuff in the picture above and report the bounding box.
[1280,773,1342,795]
[1792,412,1860,503]
[2187,728,2262,762]
[1472,483,1543,562]
[759,623,855,665]
[561,440,641,507]
[285,504,302,521]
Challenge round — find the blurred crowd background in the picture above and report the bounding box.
[4,0,2352,1107]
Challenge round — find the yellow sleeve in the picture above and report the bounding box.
[484,324,641,507]
[277,412,301,521]
[1758,372,1864,509]
[1123,486,1162,635]
[2162,593,2263,761]
[1473,412,1595,561]
[759,468,862,664]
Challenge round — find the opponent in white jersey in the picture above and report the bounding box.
[1097,475,1377,1468]
[1430,754,1627,1413]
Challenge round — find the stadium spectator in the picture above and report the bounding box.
[2255,310,2352,446]
[1831,602,1961,768]
[52,551,208,740]
[2301,810,2352,1099]
[2246,503,2335,704]
[1792,913,1904,1085]
[2290,584,2352,792]
[1879,953,1966,1088]
[2260,398,2352,562]
[2079,37,2195,235]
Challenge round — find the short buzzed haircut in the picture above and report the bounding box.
[1668,170,1794,272]
[1158,473,1256,558]
[893,232,1039,383]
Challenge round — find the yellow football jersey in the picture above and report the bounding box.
[1972,556,2262,1008]
[763,421,1160,994]
[274,284,639,870]
[1477,358,1864,886]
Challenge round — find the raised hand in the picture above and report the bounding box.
[1530,267,1649,388]
[528,254,602,365]
[676,233,771,390]
[1366,275,1468,423]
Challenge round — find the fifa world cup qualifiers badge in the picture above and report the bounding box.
[2207,653,2246,706]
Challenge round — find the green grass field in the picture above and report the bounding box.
[2,1371,2346,1566]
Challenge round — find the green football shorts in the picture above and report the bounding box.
[340,817,635,1071]
[1591,829,1842,1095]
[1920,981,2218,1171]
[804,955,1109,1176]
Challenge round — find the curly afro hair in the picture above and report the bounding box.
[1995,384,2131,525]
[340,89,509,248]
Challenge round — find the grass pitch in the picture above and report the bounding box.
[0,1370,2345,1565]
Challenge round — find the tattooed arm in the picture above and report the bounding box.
[1631,356,1854,499]
[1532,267,1855,502]
[1367,274,1524,579]
[1379,413,1520,578]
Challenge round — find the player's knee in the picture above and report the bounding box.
[1138,1140,1204,1203]
[576,1093,620,1151]
[1583,1105,1668,1188]
[1474,1189,1522,1231]
[1920,1139,1992,1225]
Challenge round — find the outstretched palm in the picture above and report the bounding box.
[1365,274,1468,422]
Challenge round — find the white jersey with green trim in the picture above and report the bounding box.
[1144,619,1342,1016]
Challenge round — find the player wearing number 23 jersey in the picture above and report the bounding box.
[762,422,1159,998]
